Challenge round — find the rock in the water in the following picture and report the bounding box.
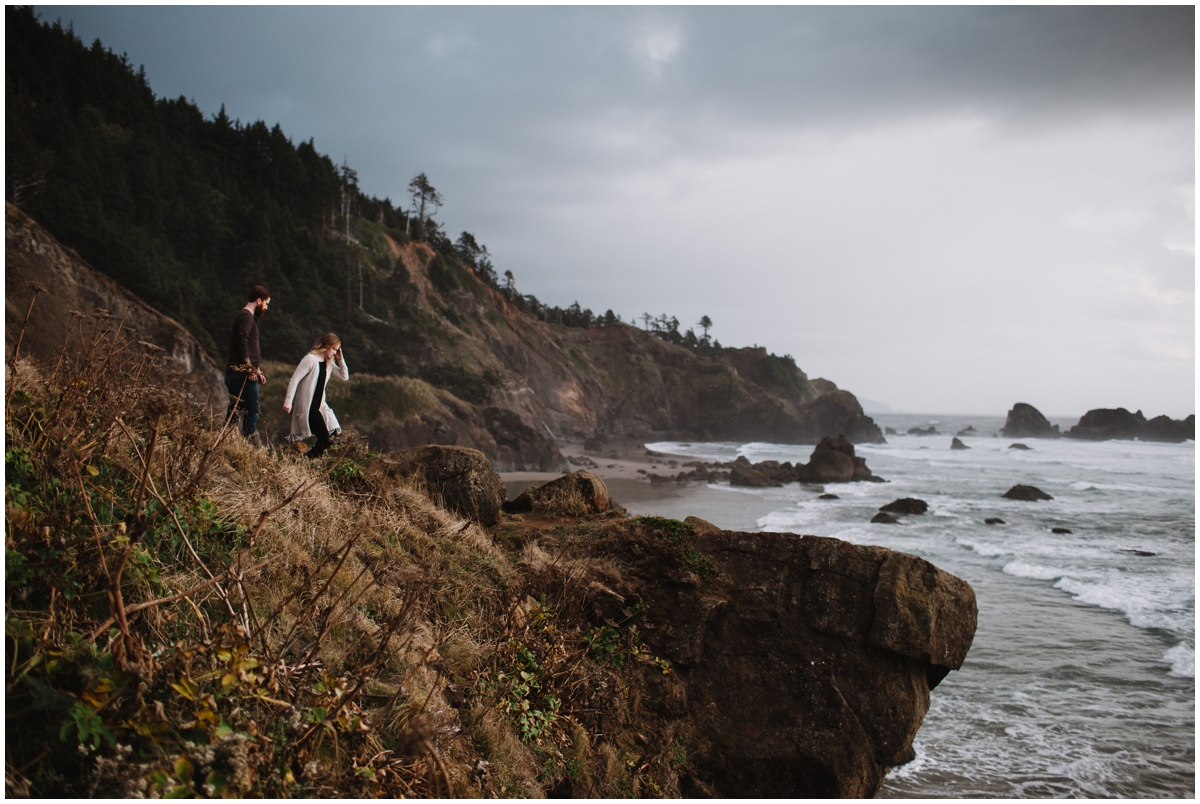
[1066,408,1195,443]
[956,426,977,436]
[1119,548,1157,557]
[885,427,898,436]
[505,471,610,516]
[1008,443,1031,450]
[1142,414,1196,443]
[871,512,900,524]
[819,493,840,500]
[729,466,778,487]
[730,461,783,487]
[880,498,929,515]
[984,517,1005,525]
[907,426,937,436]
[795,435,885,483]
[530,525,977,797]
[1051,527,1072,534]
[371,445,505,526]
[1001,403,1061,438]
[950,437,970,450]
[1002,484,1052,501]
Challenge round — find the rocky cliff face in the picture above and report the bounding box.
[5,203,224,404]
[365,239,884,447]
[7,203,883,467]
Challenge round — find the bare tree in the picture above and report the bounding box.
[405,173,443,241]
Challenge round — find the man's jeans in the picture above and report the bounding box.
[224,371,260,437]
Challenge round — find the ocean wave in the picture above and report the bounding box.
[1069,480,1167,494]
[1052,575,1195,635]
[1002,561,1063,581]
[956,537,1011,558]
[1162,643,1195,679]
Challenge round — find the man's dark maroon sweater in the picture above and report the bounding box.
[226,308,261,369]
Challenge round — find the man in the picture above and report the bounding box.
[225,285,270,439]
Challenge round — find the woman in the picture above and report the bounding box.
[283,333,349,458]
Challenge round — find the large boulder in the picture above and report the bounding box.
[504,471,610,516]
[370,445,505,526]
[950,437,970,450]
[544,525,977,797]
[1001,403,1061,438]
[795,435,884,483]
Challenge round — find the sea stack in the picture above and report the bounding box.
[1001,403,1061,438]
[1065,408,1195,443]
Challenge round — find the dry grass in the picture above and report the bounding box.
[5,297,703,799]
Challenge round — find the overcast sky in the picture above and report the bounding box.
[41,6,1195,417]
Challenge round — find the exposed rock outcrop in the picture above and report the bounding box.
[950,437,969,450]
[533,518,978,797]
[907,426,937,436]
[1065,408,1195,443]
[871,512,900,524]
[504,471,610,516]
[1001,403,1061,438]
[370,445,505,527]
[5,202,224,405]
[1002,484,1052,501]
[332,388,564,472]
[729,458,783,488]
[795,435,885,483]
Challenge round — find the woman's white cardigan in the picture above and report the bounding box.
[283,353,349,441]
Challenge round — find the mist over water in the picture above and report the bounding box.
[624,413,1194,797]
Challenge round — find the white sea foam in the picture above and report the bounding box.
[1162,643,1195,678]
[1002,561,1063,581]
[824,415,1193,795]
[955,537,1011,558]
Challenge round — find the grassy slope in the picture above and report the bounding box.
[3,310,718,797]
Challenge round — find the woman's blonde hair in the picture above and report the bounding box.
[310,333,341,354]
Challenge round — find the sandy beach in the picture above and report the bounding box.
[499,438,703,506]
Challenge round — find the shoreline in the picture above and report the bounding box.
[499,437,712,504]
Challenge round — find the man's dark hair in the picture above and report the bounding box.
[247,285,271,302]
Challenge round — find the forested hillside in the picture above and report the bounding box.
[6,6,883,460]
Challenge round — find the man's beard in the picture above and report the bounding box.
[254,306,265,319]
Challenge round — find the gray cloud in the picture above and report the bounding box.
[37,6,1196,416]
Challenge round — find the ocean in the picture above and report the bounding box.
[616,413,1194,797]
